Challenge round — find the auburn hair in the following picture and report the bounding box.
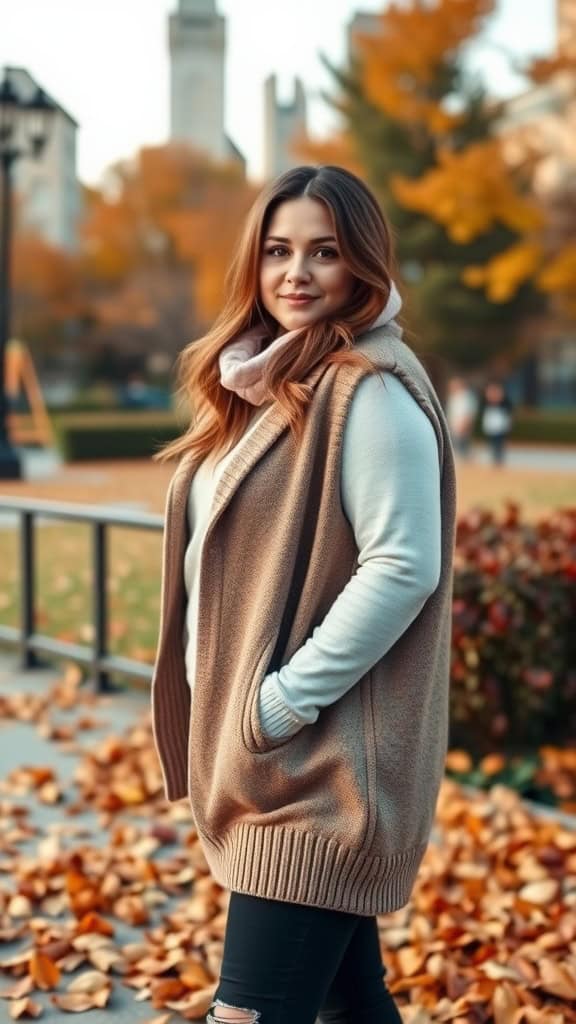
[152,165,399,465]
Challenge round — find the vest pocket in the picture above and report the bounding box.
[242,636,297,754]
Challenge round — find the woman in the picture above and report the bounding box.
[150,165,456,1024]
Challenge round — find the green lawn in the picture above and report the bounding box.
[0,522,162,669]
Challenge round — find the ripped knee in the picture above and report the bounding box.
[207,998,261,1023]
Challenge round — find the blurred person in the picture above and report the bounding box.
[480,379,514,466]
[149,165,456,1024]
[446,375,478,460]
[121,372,150,408]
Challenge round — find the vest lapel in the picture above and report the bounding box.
[169,357,334,541]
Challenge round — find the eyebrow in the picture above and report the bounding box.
[265,235,337,244]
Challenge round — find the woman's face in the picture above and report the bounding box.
[259,196,356,332]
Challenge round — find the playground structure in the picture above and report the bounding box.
[4,338,55,448]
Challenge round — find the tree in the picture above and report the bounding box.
[80,145,258,368]
[11,230,85,362]
[304,0,546,371]
[459,44,576,321]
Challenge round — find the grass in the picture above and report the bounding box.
[0,522,162,668]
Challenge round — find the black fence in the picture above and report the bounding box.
[0,497,163,692]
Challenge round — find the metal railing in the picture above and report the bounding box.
[0,497,163,692]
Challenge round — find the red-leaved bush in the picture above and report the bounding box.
[450,503,576,754]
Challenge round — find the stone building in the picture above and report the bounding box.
[5,66,81,252]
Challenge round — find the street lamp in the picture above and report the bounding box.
[0,72,55,479]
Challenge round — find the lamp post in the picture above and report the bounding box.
[0,72,55,479]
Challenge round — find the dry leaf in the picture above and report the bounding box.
[492,981,520,1024]
[0,975,34,999]
[66,969,110,994]
[396,947,427,976]
[29,950,61,990]
[166,983,217,1019]
[9,996,43,1019]
[75,911,115,936]
[8,896,33,919]
[88,946,125,973]
[50,988,111,1011]
[538,958,576,1000]
[518,880,559,905]
[150,978,188,1006]
[480,961,523,981]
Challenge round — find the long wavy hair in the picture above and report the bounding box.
[153,165,399,465]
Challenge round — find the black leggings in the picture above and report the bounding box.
[208,891,403,1024]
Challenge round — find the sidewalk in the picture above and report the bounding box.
[14,441,576,480]
[458,442,576,471]
[0,654,205,1023]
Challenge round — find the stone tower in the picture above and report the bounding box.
[168,0,227,160]
[263,75,308,180]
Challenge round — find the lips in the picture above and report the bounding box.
[280,294,319,303]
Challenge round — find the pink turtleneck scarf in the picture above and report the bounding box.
[218,282,403,406]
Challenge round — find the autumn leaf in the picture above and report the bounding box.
[75,911,115,936]
[9,997,43,1020]
[66,970,111,994]
[537,959,576,1001]
[179,959,214,991]
[29,950,61,990]
[517,879,559,905]
[50,987,112,1011]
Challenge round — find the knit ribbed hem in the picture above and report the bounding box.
[258,673,307,740]
[200,823,428,916]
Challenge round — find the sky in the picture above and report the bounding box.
[0,0,557,187]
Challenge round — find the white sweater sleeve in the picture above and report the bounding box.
[258,371,442,740]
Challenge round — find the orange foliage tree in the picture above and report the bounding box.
[11,230,85,358]
[384,8,576,319]
[357,0,492,132]
[307,0,553,371]
[80,145,258,375]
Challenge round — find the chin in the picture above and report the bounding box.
[276,310,321,332]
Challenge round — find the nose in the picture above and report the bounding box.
[285,252,312,285]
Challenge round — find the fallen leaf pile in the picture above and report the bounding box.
[446,748,576,815]
[0,663,575,1022]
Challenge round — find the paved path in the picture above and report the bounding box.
[463,442,576,471]
[12,443,576,479]
[0,655,193,1023]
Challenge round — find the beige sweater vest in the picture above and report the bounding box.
[150,325,457,916]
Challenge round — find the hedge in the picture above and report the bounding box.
[449,503,576,755]
[49,407,576,461]
[52,412,181,461]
